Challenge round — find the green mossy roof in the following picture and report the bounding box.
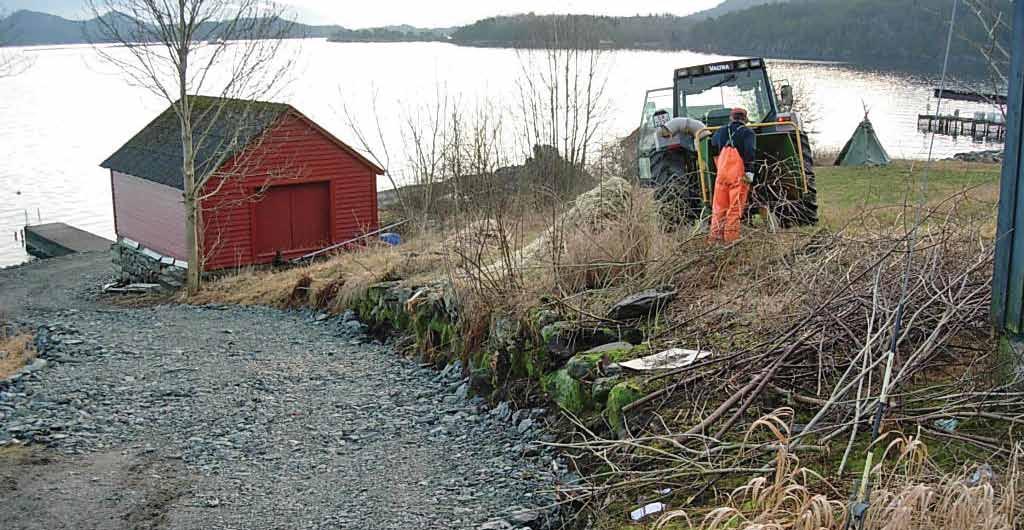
[101,96,291,190]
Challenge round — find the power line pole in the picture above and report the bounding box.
[994,1,1024,360]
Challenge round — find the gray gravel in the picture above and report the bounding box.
[0,254,565,529]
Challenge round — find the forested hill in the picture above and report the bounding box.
[449,1,793,48]
[2,1,1013,75]
[452,0,1011,74]
[688,0,791,20]
[451,14,696,49]
[676,0,1012,74]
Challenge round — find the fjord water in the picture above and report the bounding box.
[0,40,1002,267]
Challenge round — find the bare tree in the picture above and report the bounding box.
[514,15,609,198]
[340,89,410,218]
[341,89,513,226]
[963,0,1011,87]
[87,0,295,294]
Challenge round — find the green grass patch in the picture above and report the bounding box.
[817,160,1000,227]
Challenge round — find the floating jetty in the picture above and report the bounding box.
[24,222,113,259]
[918,113,1007,142]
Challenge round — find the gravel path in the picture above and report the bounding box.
[0,253,562,530]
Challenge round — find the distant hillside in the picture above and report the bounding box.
[444,3,795,49]
[676,0,1012,74]
[0,10,86,45]
[0,0,87,20]
[377,25,456,37]
[450,1,1012,74]
[0,9,344,46]
[329,25,453,43]
[689,0,792,19]
[1,2,1014,76]
[451,14,695,49]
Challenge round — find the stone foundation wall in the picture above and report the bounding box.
[111,238,188,289]
[354,281,651,437]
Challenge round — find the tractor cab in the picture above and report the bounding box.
[674,58,778,126]
[636,57,817,227]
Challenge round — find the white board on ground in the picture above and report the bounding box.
[630,501,666,521]
[617,348,712,372]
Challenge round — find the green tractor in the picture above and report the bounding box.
[637,57,818,228]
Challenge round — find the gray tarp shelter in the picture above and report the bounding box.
[835,116,891,166]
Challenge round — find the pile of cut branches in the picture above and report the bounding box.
[555,190,1010,525]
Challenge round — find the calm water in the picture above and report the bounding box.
[0,40,1003,267]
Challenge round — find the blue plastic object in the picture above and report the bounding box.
[379,232,402,246]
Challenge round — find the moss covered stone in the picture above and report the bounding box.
[540,322,572,346]
[542,321,644,359]
[605,380,643,435]
[542,369,589,414]
[591,376,621,404]
[521,348,550,380]
[565,343,645,381]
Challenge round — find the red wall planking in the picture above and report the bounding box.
[200,112,379,271]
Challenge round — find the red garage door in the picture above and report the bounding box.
[253,182,331,257]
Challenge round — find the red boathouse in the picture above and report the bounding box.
[101,97,382,272]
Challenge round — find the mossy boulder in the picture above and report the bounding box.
[360,281,415,330]
[607,288,677,321]
[605,380,644,436]
[565,342,637,380]
[591,376,621,404]
[469,367,494,397]
[467,350,495,397]
[542,322,642,360]
[410,293,457,355]
[542,369,590,414]
[489,315,524,353]
[516,348,550,380]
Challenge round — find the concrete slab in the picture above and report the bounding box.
[24,223,113,259]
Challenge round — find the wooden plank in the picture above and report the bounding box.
[993,1,1024,334]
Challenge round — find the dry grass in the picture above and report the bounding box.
[555,187,667,292]
[649,410,1023,530]
[0,331,36,379]
[191,234,449,311]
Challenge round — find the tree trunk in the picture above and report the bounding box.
[178,21,201,295]
[184,188,201,295]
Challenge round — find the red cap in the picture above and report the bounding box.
[730,108,749,122]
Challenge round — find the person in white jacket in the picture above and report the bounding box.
[651,115,710,227]
[657,116,710,150]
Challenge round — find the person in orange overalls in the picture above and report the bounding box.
[709,108,757,243]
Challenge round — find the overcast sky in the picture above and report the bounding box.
[282,0,725,28]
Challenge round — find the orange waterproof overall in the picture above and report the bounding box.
[709,144,749,243]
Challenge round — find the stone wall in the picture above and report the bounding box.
[354,281,654,437]
[111,238,188,289]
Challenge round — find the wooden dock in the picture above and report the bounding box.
[918,114,1007,142]
[24,223,113,259]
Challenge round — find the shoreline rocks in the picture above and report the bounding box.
[950,149,1003,164]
